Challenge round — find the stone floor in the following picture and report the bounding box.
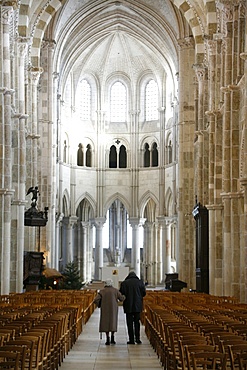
[59,305,163,369]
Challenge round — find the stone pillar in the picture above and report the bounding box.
[207,205,223,295]
[157,216,166,283]
[165,220,172,274]
[240,51,247,302]
[66,216,78,263]
[94,217,106,280]
[193,64,208,204]
[27,68,42,251]
[88,222,94,281]
[55,213,64,271]
[177,37,196,285]
[144,221,153,285]
[240,179,247,302]
[129,218,145,279]
[205,37,224,296]
[14,38,30,292]
[81,221,89,282]
[0,6,15,294]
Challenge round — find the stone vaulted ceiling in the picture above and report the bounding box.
[50,0,192,89]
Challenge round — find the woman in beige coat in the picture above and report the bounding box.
[94,278,125,345]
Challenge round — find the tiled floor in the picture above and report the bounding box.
[60,306,163,369]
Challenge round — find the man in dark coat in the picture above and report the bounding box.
[119,271,146,344]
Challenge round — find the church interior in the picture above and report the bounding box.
[0,0,247,303]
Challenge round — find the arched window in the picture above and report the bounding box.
[109,144,127,168]
[109,145,117,168]
[144,143,150,167]
[145,79,158,121]
[143,142,158,167]
[119,145,127,168]
[167,139,173,164]
[77,143,84,166]
[80,79,91,120]
[86,144,92,167]
[151,142,158,167]
[110,82,126,122]
[63,140,68,163]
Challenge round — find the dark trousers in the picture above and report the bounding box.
[126,312,141,342]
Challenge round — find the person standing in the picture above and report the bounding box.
[119,271,146,344]
[94,278,125,345]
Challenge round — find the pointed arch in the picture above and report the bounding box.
[165,187,174,217]
[104,193,131,217]
[62,190,70,217]
[139,191,159,219]
[75,192,96,217]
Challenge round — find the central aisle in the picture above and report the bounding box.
[60,305,163,369]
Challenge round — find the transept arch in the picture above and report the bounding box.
[18,0,63,66]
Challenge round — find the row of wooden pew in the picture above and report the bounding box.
[143,291,247,369]
[0,289,97,369]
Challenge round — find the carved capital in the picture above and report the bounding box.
[193,64,208,81]
[30,67,43,84]
[1,6,13,25]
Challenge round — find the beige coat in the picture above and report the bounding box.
[94,286,125,332]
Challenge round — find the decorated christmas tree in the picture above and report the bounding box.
[60,261,83,290]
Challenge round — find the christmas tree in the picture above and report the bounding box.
[60,261,83,290]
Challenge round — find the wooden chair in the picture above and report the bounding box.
[0,345,27,370]
[21,333,44,370]
[0,350,21,370]
[184,344,218,370]
[7,338,36,370]
[228,343,247,370]
[236,352,247,370]
[178,336,210,370]
[190,351,227,370]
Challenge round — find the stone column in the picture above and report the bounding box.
[94,217,106,280]
[144,221,153,285]
[177,37,196,285]
[81,221,89,282]
[66,216,78,263]
[157,216,166,283]
[193,64,208,203]
[88,222,94,281]
[129,110,140,215]
[0,6,15,294]
[15,37,30,292]
[26,68,42,251]
[240,51,247,302]
[129,218,145,279]
[55,213,64,271]
[240,179,247,302]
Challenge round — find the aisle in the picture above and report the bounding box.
[60,305,163,369]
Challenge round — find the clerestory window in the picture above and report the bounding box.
[110,82,126,122]
[145,79,158,121]
[80,79,91,120]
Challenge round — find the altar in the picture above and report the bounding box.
[101,266,129,288]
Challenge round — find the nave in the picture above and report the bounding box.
[60,305,162,370]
